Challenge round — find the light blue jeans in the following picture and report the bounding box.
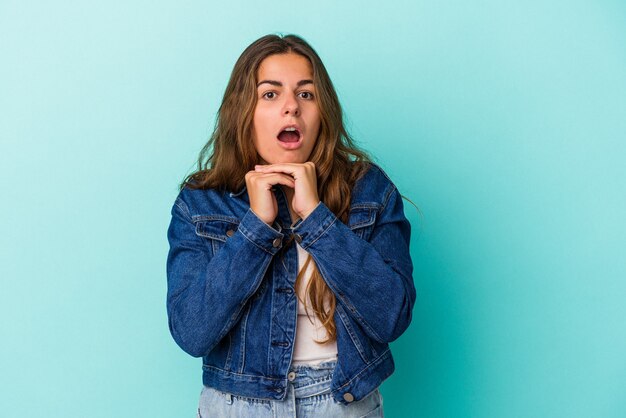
[197,360,384,417]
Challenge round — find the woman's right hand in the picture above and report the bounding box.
[245,169,295,225]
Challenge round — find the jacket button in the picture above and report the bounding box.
[287,371,296,381]
[226,229,235,237]
[272,237,282,248]
[294,233,303,244]
[343,392,354,402]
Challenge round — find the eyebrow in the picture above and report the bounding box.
[256,79,314,88]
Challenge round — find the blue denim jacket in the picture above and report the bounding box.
[166,163,415,405]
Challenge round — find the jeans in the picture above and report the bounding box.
[197,360,384,417]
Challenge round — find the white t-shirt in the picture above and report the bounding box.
[290,242,339,365]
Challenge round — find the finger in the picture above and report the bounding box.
[255,163,298,172]
[247,170,294,180]
[248,171,295,181]
[255,163,307,178]
[255,173,296,189]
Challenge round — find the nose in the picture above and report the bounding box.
[282,93,300,116]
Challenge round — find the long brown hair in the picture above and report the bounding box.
[180,33,375,343]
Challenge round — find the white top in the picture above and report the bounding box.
[290,242,339,365]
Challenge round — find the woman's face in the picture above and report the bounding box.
[252,53,321,165]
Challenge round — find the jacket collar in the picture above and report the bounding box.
[229,185,247,198]
[229,184,283,199]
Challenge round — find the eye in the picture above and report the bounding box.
[299,91,314,100]
[262,91,277,99]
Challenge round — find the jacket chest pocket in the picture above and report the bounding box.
[347,205,379,241]
[193,216,240,257]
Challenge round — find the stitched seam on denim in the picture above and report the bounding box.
[350,202,380,209]
[333,348,391,392]
[379,184,396,216]
[238,303,251,374]
[174,198,192,221]
[210,240,219,255]
[312,256,383,343]
[191,214,240,223]
[350,220,374,230]
[295,386,332,399]
[231,394,271,405]
[227,260,271,371]
[266,274,277,377]
[300,213,337,250]
[194,219,239,240]
[225,332,233,371]
[217,306,246,350]
[195,225,228,242]
[201,364,282,381]
[283,278,298,375]
[336,306,368,363]
[308,375,333,384]
[371,345,379,358]
[216,259,271,347]
[290,361,336,372]
[238,225,275,255]
[348,208,376,229]
[298,392,333,403]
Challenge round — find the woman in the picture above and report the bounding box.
[166,33,416,417]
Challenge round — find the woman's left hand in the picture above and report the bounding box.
[254,162,320,220]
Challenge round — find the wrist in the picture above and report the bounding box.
[250,207,275,226]
[300,201,321,220]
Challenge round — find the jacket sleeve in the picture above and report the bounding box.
[292,183,415,343]
[166,196,284,357]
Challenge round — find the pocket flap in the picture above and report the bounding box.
[347,206,377,230]
[194,217,239,241]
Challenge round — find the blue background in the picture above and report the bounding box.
[1,1,625,416]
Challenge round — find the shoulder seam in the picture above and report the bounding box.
[368,161,395,185]
[367,163,397,213]
[174,196,192,221]
[380,182,397,214]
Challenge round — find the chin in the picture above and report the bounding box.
[270,154,310,165]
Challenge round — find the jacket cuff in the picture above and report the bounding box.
[237,208,285,255]
[292,201,338,249]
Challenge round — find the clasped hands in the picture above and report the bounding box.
[245,162,320,226]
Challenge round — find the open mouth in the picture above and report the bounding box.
[277,128,302,143]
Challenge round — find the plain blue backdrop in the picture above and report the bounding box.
[1,1,625,417]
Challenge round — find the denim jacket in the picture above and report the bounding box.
[166,162,416,405]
